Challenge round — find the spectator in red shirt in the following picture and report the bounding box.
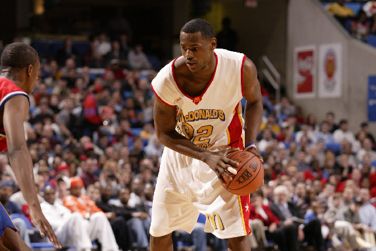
[250,190,298,251]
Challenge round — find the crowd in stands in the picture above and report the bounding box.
[324,0,376,44]
[0,32,376,251]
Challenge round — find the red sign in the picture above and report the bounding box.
[296,50,314,94]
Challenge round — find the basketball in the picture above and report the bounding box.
[223,150,264,196]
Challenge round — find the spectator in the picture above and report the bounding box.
[106,42,128,66]
[92,33,112,67]
[275,97,296,120]
[356,122,376,148]
[128,176,144,208]
[117,187,150,249]
[357,138,376,162]
[144,135,164,158]
[358,188,376,231]
[128,44,151,70]
[303,201,325,251]
[94,185,134,251]
[119,34,131,60]
[333,119,359,151]
[258,128,277,154]
[250,190,293,251]
[260,113,281,136]
[60,58,79,88]
[323,193,373,250]
[97,186,150,250]
[351,10,371,41]
[270,185,324,251]
[62,177,119,251]
[326,0,355,26]
[325,111,338,133]
[56,37,79,66]
[41,185,93,251]
[82,83,104,137]
[316,121,336,145]
[363,0,376,17]
[268,186,301,251]
[79,155,100,188]
[216,17,238,51]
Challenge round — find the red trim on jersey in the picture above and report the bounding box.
[227,103,244,149]
[150,83,175,107]
[240,55,247,97]
[171,53,218,105]
[0,136,7,153]
[240,195,251,234]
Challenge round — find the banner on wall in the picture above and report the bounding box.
[368,76,376,122]
[244,0,258,8]
[318,43,342,98]
[293,46,316,99]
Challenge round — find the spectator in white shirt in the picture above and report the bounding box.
[258,128,277,154]
[333,119,359,151]
[357,138,376,162]
[128,176,144,208]
[40,185,92,251]
[128,44,151,70]
[358,188,376,232]
[295,125,316,145]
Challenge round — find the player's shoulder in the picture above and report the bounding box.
[0,77,21,91]
[214,48,245,62]
[0,77,29,108]
[0,77,27,96]
[152,60,175,87]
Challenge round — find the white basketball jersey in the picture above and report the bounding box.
[152,49,246,150]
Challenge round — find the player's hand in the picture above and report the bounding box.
[201,148,239,183]
[29,208,62,248]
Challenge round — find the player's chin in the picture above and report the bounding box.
[186,63,200,72]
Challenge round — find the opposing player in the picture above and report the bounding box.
[0,42,61,250]
[150,19,263,250]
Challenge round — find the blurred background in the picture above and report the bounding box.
[1,0,376,250]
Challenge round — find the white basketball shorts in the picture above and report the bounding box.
[149,147,251,239]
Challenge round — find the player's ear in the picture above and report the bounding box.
[210,37,217,50]
[27,64,33,77]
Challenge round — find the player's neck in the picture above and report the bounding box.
[200,53,216,77]
[206,53,217,75]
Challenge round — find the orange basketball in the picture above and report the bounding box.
[223,150,264,196]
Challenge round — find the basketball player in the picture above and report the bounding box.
[0,42,61,250]
[150,19,263,250]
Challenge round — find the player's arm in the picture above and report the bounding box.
[3,96,61,248]
[4,96,40,211]
[154,98,207,159]
[153,98,237,177]
[242,58,263,150]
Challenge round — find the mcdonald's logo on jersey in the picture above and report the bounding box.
[184,109,225,123]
